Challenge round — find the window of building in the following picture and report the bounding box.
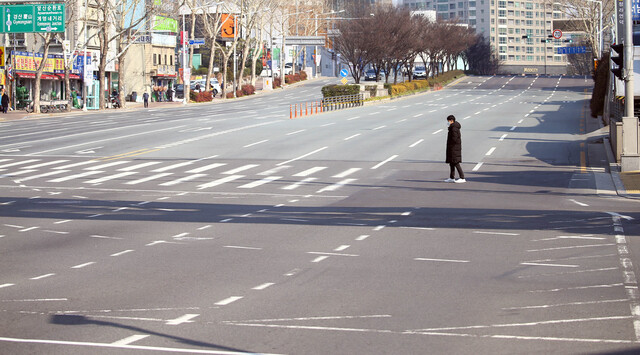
[498,9,506,17]
[458,10,464,16]
[450,3,455,9]
[526,20,533,26]
[499,46,506,53]
[526,46,533,53]
[526,55,533,61]
[500,54,507,60]
[516,55,521,60]
[498,0,506,8]
[469,19,476,25]
[525,2,533,9]
[164,54,167,65]
[499,18,507,24]
[170,55,173,66]
[458,2,464,8]
[469,1,476,7]
[508,28,514,34]
[470,10,476,16]
[437,4,448,11]
[499,37,507,44]
[153,54,157,65]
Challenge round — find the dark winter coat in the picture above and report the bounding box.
[1,93,9,107]
[446,121,462,164]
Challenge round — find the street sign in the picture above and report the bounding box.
[552,29,562,39]
[284,36,325,46]
[189,38,205,46]
[340,69,348,78]
[340,77,348,85]
[556,46,587,54]
[1,4,65,33]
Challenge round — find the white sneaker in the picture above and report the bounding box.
[444,178,455,183]
[454,178,466,183]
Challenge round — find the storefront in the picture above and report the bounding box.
[11,51,67,107]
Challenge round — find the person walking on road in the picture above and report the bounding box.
[143,91,149,108]
[445,115,466,183]
[1,89,9,114]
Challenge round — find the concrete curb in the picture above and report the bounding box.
[603,136,640,199]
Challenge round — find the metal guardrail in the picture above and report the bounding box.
[321,94,364,111]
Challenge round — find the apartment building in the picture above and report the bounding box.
[400,0,570,75]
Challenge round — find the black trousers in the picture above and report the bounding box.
[450,162,464,179]
[143,100,148,108]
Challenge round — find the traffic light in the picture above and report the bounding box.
[564,39,573,43]
[521,35,530,39]
[541,39,550,43]
[611,43,624,80]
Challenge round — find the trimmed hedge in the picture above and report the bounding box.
[241,84,255,96]
[385,71,464,97]
[273,77,282,88]
[190,91,213,102]
[321,84,360,98]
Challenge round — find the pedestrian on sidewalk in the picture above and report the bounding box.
[445,115,466,183]
[1,89,9,114]
[143,91,149,108]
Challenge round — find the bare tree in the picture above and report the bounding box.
[32,33,55,113]
[333,4,375,84]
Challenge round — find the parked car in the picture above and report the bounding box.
[413,66,427,79]
[174,84,184,99]
[190,78,221,95]
[364,69,385,81]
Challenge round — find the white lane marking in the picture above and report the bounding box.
[223,164,259,174]
[432,129,443,135]
[125,173,172,185]
[71,262,95,269]
[307,251,359,257]
[54,220,71,224]
[85,172,137,184]
[286,129,306,136]
[410,139,424,148]
[530,283,624,293]
[312,256,329,263]
[317,178,357,193]
[253,283,275,290]
[0,284,15,289]
[472,162,483,171]
[534,235,606,241]
[373,125,386,130]
[198,175,245,189]
[371,155,398,170]
[368,111,380,116]
[348,116,360,120]
[518,119,524,124]
[22,160,69,169]
[224,246,262,250]
[322,123,336,127]
[85,161,130,170]
[463,116,471,120]
[258,166,290,176]
[569,199,589,207]
[244,139,269,148]
[48,171,103,182]
[499,134,508,141]
[166,314,200,325]
[333,168,361,178]
[15,170,69,182]
[503,299,628,311]
[485,147,496,156]
[282,177,316,190]
[90,235,123,240]
[30,273,55,280]
[473,231,520,236]
[111,335,150,346]
[0,159,40,169]
[118,162,161,171]
[413,113,423,117]
[152,162,193,172]
[1,298,68,302]
[356,235,370,241]
[187,163,226,173]
[238,176,281,189]
[54,161,96,170]
[19,227,39,232]
[520,262,579,268]
[510,126,517,131]
[373,225,385,231]
[111,250,134,257]
[344,133,361,141]
[293,166,326,177]
[160,174,207,187]
[414,258,470,263]
[215,297,243,306]
[527,244,616,252]
[277,147,328,166]
[334,245,350,252]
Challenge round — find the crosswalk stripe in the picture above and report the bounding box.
[0,159,12,163]
[125,173,173,185]
[15,170,70,182]
[160,174,208,186]
[54,161,97,170]
[85,161,131,170]
[293,166,327,177]
[317,178,357,193]
[198,175,244,189]
[152,161,194,172]
[0,159,40,169]
[282,177,316,190]
[85,172,138,184]
[222,164,259,175]
[48,171,104,183]
[118,162,161,171]
[186,163,226,173]
[333,168,361,178]
[22,160,69,169]
[2,170,38,177]
[258,165,290,176]
[239,176,282,189]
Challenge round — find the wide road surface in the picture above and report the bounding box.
[1,75,639,354]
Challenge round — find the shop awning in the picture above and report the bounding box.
[155,74,177,78]
[16,72,60,80]
[56,73,81,79]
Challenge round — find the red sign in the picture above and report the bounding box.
[552,29,562,39]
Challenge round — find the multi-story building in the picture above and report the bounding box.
[400,0,570,75]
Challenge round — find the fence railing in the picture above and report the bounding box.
[321,94,364,111]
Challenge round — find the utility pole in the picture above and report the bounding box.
[621,0,640,171]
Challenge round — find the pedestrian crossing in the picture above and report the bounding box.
[0,157,365,194]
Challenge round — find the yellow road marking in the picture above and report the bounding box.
[99,148,159,161]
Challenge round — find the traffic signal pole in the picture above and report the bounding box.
[621,0,640,171]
